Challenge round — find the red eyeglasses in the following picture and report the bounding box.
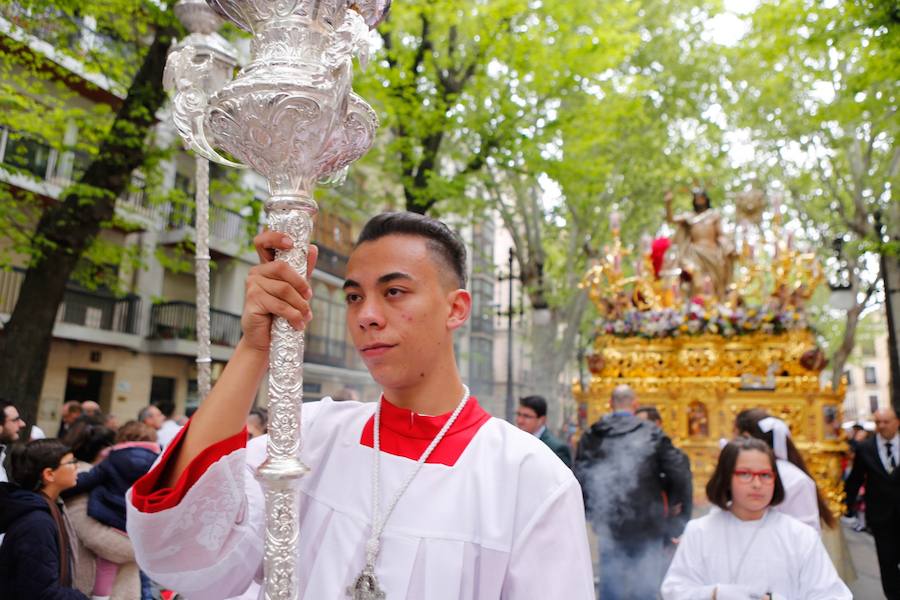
[732,469,775,483]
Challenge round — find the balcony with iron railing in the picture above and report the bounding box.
[0,267,142,336]
[312,243,349,279]
[0,4,139,83]
[148,301,365,370]
[160,201,254,258]
[149,301,243,347]
[0,127,157,229]
[305,333,363,370]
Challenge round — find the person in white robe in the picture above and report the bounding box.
[661,437,850,600]
[773,458,819,530]
[126,213,595,600]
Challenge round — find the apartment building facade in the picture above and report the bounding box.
[0,7,378,434]
[842,309,892,423]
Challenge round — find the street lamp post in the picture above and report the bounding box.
[828,237,855,312]
[168,0,238,403]
[497,247,521,422]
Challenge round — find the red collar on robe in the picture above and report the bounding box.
[132,395,491,514]
[360,396,491,466]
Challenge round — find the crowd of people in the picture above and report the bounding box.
[0,396,271,599]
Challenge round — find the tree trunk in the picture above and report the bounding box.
[0,25,177,438]
[880,251,900,413]
[830,302,865,392]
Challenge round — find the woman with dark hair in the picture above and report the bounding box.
[64,421,141,599]
[65,421,159,600]
[734,408,837,531]
[0,439,89,599]
[661,438,848,599]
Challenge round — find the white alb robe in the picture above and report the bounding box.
[773,459,820,532]
[660,509,851,600]
[126,398,594,600]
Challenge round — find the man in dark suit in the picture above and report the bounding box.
[515,395,572,467]
[846,406,900,600]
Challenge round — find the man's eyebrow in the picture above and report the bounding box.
[342,272,414,290]
[377,272,413,286]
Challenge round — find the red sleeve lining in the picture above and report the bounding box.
[130,419,248,514]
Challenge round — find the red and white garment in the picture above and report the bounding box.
[126,396,594,600]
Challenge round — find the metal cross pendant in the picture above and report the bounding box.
[346,564,386,600]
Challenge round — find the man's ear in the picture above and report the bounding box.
[446,289,472,331]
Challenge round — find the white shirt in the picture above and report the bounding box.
[661,509,850,600]
[156,419,182,449]
[127,398,594,600]
[29,425,46,440]
[774,459,820,531]
[876,433,899,473]
[0,445,7,547]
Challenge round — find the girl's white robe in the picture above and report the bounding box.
[661,509,851,600]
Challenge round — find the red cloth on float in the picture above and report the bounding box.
[651,237,671,278]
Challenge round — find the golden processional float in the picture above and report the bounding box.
[573,190,847,516]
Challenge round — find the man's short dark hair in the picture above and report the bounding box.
[154,400,176,419]
[706,437,785,510]
[0,399,15,425]
[519,395,547,419]
[355,212,467,289]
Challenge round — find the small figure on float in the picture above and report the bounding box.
[664,187,736,300]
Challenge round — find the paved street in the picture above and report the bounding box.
[844,523,886,600]
[585,520,885,599]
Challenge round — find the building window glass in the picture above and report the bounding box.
[860,339,876,357]
[151,376,176,406]
[869,395,879,414]
[864,366,877,385]
[1,128,53,179]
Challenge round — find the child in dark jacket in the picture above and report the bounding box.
[67,421,159,599]
[0,439,89,599]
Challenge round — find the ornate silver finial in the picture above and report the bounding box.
[163,1,391,599]
[174,0,224,35]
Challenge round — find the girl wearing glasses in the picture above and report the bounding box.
[735,409,836,532]
[0,439,88,599]
[661,438,850,600]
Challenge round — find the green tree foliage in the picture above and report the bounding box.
[723,0,899,387]
[350,0,734,405]
[0,1,183,432]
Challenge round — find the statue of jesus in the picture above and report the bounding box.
[664,188,735,299]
